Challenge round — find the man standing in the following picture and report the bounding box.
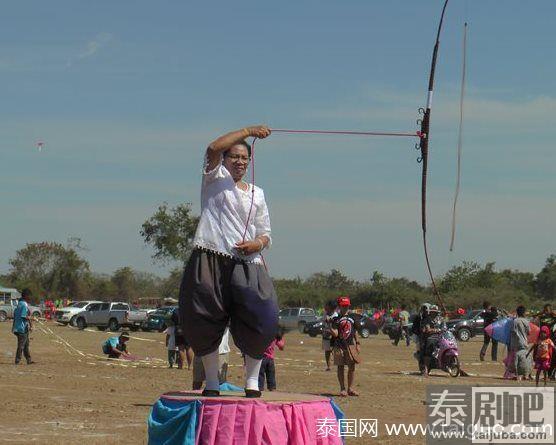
[510,305,531,381]
[322,300,338,371]
[479,301,498,361]
[12,288,34,365]
[394,305,411,347]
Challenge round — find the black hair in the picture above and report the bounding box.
[516,305,526,317]
[224,140,251,158]
[483,301,491,310]
[21,288,32,298]
[325,300,337,310]
[544,303,552,312]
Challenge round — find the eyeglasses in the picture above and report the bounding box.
[226,154,251,162]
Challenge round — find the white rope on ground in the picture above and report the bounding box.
[35,320,163,369]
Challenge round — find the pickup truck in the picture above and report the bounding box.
[55,300,103,326]
[74,302,149,332]
[0,299,43,322]
[278,307,318,332]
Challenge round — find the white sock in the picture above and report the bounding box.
[201,350,220,391]
[244,355,262,390]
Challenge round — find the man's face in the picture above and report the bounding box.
[223,144,250,182]
[339,306,349,315]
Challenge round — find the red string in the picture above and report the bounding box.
[271,128,421,138]
[240,137,268,271]
[241,137,257,244]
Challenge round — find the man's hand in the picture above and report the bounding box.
[235,240,262,256]
[246,125,271,139]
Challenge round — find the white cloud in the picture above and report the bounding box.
[66,32,113,67]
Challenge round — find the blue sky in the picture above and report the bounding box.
[1,0,555,283]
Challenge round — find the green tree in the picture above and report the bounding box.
[536,255,556,300]
[111,267,136,302]
[159,268,183,300]
[140,202,200,265]
[8,239,90,299]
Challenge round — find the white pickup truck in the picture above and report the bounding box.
[74,301,149,331]
[55,301,103,326]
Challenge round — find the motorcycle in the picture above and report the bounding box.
[418,329,461,377]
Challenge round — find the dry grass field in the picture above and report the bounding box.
[0,320,549,444]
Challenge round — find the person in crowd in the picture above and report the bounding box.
[179,125,278,398]
[420,304,446,376]
[192,327,230,390]
[527,326,555,387]
[12,288,34,365]
[102,332,131,359]
[330,296,360,397]
[259,328,285,391]
[536,304,556,330]
[412,303,429,361]
[479,301,499,361]
[322,300,338,371]
[394,304,411,347]
[509,305,531,381]
[171,309,193,369]
[164,324,179,368]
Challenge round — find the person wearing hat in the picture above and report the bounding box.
[330,296,361,397]
[179,126,279,398]
[527,325,554,387]
[420,304,446,376]
[102,332,131,359]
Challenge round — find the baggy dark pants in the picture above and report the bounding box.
[179,249,279,360]
[14,332,31,364]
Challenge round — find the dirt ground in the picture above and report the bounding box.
[0,320,550,444]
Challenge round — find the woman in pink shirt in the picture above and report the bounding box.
[259,329,285,391]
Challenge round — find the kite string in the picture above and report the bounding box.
[241,137,257,244]
[449,22,467,252]
[240,137,269,271]
[271,128,421,138]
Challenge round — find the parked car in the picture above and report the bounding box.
[142,306,177,332]
[278,307,318,332]
[445,310,485,342]
[0,296,43,322]
[306,313,379,338]
[55,300,103,326]
[74,302,147,331]
[126,308,150,330]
